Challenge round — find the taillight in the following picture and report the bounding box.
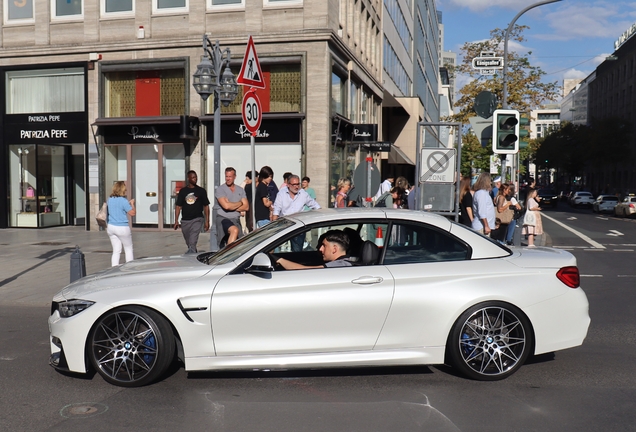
[629,204,635,209]
[557,266,580,288]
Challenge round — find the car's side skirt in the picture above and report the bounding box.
[184,347,446,372]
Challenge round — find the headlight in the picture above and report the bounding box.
[56,300,95,318]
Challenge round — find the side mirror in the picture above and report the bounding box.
[246,253,274,274]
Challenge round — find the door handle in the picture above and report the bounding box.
[352,276,384,285]
[146,192,157,197]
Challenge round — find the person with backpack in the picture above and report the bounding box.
[374,186,404,208]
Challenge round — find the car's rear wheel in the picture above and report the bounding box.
[88,306,175,387]
[447,302,532,381]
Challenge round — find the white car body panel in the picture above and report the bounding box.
[48,208,590,380]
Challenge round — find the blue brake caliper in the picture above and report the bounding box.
[142,334,156,365]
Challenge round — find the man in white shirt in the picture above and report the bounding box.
[374,177,394,199]
[272,174,321,251]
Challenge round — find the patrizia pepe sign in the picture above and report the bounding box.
[5,112,86,144]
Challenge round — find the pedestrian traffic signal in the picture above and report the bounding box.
[492,109,519,154]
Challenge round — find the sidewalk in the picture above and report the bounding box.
[0,226,209,307]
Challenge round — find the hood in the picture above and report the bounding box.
[58,254,213,300]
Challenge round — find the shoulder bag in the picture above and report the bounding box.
[497,197,514,224]
[523,209,536,226]
[96,202,108,228]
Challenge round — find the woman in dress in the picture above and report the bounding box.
[335,178,351,208]
[493,183,514,242]
[107,181,136,266]
[522,188,543,247]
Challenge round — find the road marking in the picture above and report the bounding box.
[581,274,603,277]
[613,249,634,252]
[608,244,636,246]
[567,217,578,220]
[608,230,624,236]
[618,275,636,278]
[596,217,609,220]
[542,213,605,249]
[553,246,589,249]
[584,249,604,251]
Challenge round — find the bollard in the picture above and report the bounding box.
[70,246,86,283]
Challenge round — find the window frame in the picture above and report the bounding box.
[209,0,245,11]
[4,0,35,25]
[101,0,135,18]
[50,0,84,21]
[263,0,303,9]
[152,0,189,15]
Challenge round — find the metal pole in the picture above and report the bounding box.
[210,91,221,252]
[251,135,256,229]
[502,0,561,109]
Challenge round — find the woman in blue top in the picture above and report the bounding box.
[107,181,136,266]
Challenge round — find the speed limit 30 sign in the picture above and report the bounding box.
[242,91,262,136]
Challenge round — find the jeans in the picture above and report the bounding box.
[506,220,516,243]
[256,219,270,228]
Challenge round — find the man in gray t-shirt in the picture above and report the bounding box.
[275,230,353,270]
[214,167,249,248]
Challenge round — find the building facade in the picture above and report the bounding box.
[0,0,384,229]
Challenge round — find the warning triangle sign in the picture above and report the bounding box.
[237,35,266,89]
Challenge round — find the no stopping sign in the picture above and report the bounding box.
[242,91,262,136]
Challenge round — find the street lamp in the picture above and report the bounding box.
[192,35,238,252]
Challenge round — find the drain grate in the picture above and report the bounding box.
[32,242,68,246]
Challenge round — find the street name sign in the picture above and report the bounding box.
[472,57,504,69]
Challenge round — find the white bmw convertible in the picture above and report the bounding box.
[49,208,590,387]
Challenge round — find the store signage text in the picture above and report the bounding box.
[20,129,68,139]
[28,115,61,122]
[236,124,270,139]
[615,22,636,50]
[128,126,159,140]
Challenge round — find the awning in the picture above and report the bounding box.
[388,145,415,165]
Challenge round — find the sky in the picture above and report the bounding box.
[437,0,636,101]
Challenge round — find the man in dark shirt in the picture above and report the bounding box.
[174,170,210,254]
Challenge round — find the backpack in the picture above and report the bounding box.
[374,192,391,208]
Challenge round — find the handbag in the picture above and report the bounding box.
[497,197,514,224]
[523,209,536,226]
[96,202,108,228]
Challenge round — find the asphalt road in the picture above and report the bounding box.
[1,204,635,431]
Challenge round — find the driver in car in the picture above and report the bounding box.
[274,230,352,270]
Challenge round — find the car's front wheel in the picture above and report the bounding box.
[447,302,532,381]
[88,306,175,387]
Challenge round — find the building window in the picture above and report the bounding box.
[331,72,346,116]
[211,0,243,6]
[105,69,185,117]
[102,0,134,16]
[220,64,301,114]
[264,0,303,6]
[52,0,83,19]
[152,0,187,14]
[6,68,84,114]
[4,0,34,24]
[349,82,359,122]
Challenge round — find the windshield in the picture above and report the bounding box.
[198,218,296,266]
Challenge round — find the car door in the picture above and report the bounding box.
[211,264,395,356]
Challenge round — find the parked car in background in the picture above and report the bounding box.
[537,189,558,208]
[614,195,636,217]
[569,191,594,208]
[593,195,618,213]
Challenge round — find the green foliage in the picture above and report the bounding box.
[460,132,492,176]
[450,26,560,125]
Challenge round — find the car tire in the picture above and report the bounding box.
[447,301,532,381]
[88,306,176,387]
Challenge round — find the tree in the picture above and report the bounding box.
[451,26,561,125]
[460,131,491,177]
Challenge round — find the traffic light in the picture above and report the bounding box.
[492,109,519,154]
[519,116,530,149]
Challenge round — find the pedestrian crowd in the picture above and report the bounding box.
[461,172,540,247]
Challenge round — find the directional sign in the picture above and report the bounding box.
[242,91,262,135]
[237,35,266,89]
[472,57,504,70]
[419,148,456,183]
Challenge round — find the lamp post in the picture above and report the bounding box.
[192,35,239,252]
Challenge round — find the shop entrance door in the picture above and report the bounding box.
[130,144,185,230]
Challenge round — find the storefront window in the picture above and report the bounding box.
[6,68,84,114]
[9,145,67,227]
[349,82,358,121]
[329,145,356,207]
